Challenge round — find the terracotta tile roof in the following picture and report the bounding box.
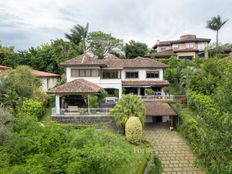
[144,101,177,116]
[0,69,59,77]
[122,80,169,86]
[31,70,60,77]
[0,65,10,70]
[154,49,175,58]
[0,71,7,76]
[47,79,101,94]
[60,54,168,69]
[60,55,106,67]
[154,35,211,48]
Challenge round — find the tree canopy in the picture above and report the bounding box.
[125,40,148,58]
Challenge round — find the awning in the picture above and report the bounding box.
[144,101,177,116]
[47,79,101,95]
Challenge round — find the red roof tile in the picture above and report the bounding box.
[144,101,177,116]
[0,65,10,70]
[47,79,101,94]
[31,70,60,77]
[60,54,168,69]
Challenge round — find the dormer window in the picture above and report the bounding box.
[186,43,194,48]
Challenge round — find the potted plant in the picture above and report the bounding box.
[60,109,65,115]
[79,108,85,115]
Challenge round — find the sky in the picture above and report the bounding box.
[0,0,231,50]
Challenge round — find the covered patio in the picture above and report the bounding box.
[47,79,108,116]
[144,101,177,130]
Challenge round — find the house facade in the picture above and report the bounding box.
[59,54,169,98]
[153,34,211,59]
[48,54,177,129]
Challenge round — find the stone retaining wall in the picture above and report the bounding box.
[51,115,117,129]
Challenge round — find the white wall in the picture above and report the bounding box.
[162,116,169,122]
[40,77,59,91]
[121,69,163,80]
[145,116,153,123]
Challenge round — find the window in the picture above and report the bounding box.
[71,69,99,77]
[126,72,139,79]
[146,71,159,78]
[102,71,119,79]
[186,43,194,48]
[172,44,178,49]
[160,47,166,51]
[198,43,205,51]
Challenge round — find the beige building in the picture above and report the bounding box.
[153,35,211,59]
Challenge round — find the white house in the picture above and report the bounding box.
[48,54,177,129]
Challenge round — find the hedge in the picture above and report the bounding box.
[176,90,232,174]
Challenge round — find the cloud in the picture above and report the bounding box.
[0,0,231,50]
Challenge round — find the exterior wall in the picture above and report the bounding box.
[51,115,117,129]
[121,69,163,81]
[176,52,196,58]
[157,46,172,52]
[40,77,59,91]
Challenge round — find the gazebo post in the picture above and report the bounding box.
[87,94,90,114]
[169,115,174,130]
[55,95,61,115]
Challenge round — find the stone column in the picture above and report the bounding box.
[55,95,60,115]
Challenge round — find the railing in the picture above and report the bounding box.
[52,107,110,116]
[140,95,174,101]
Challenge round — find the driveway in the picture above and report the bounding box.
[143,124,205,174]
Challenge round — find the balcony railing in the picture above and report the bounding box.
[52,107,110,116]
[140,95,174,101]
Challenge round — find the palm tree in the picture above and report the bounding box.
[65,23,89,54]
[206,15,229,46]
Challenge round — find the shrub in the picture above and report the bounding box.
[110,94,145,127]
[0,106,14,145]
[32,87,48,106]
[125,117,142,144]
[145,88,155,95]
[16,99,44,119]
[88,95,99,108]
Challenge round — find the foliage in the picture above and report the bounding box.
[0,116,146,174]
[145,88,155,95]
[32,87,49,106]
[17,39,80,73]
[0,45,19,68]
[110,94,145,127]
[0,66,44,109]
[125,117,142,144]
[206,15,229,46]
[98,88,108,103]
[176,90,232,174]
[88,31,124,58]
[125,40,148,58]
[0,106,14,145]
[65,23,89,54]
[16,99,44,120]
[88,95,99,108]
[148,155,163,174]
[79,108,85,115]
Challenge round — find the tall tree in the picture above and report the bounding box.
[125,40,148,58]
[206,15,229,46]
[65,23,89,53]
[88,31,123,59]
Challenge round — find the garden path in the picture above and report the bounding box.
[143,124,205,174]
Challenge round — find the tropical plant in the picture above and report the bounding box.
[145,88,155,95]
[88,95,99,108]
[88,31,124,58]
[65,23,89,54]
[125,117,142,144]
[110,94,145,127]
[206,15,229,46]
[125,40,148,58]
